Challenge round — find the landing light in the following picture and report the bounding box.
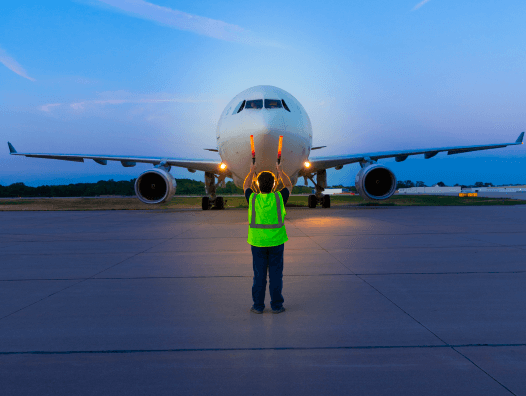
[304,161,311,168]
[220,163,227,170]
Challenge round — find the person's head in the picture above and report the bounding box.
[257,172,275,193]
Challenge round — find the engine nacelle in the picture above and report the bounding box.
[134,168,176,204]
[355,164,397,201]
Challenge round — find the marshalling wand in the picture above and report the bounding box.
[250,135,255,165]
[277,135,283,164]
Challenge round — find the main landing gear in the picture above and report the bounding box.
[308,194,330,208]
[202,171,225,210]
[305,169,330,209]
[202,196,224,210]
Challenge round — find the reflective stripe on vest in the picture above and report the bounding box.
[249,192,284,229]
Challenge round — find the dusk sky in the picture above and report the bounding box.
[1,0,525,187]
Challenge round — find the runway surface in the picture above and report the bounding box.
[1,206,525,395]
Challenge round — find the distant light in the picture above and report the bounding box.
[304,161,311,168]
[220,163,227,170]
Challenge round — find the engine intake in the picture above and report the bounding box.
[134,168,176,204]
[355,164,397,200]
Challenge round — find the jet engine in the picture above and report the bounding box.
[134,168,176,204]
[355,164,397,200]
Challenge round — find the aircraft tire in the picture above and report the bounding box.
[308,194,317,208]
[202,196,210,210]
[215,196,224,210]
[322,195,331,208]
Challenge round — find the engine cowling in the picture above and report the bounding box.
[134,168,176,204]
[355,164,397,200]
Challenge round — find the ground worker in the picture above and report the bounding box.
[243,162,292,314]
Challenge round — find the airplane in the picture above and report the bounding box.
[7,85,524,210]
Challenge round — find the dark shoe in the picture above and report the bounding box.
[250,307,263,314]
[272,306,286,314]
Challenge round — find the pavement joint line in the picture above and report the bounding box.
[0,212,222,322]
[2,271,526,282]
[1,343,525,355]
[463,236,526,252]
[450,347,518,396]
[287,218,355,275]
[296,222,453,348]
[339,244,521,395]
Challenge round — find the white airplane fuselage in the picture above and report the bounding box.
[216,86,312,188]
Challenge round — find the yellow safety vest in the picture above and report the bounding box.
[247,192,288,247]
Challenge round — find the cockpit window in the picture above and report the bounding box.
[245,99,263,109]
[281,99,291,112]
[233,100,246,114]
[265,99,282,109]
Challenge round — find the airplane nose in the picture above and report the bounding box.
[250,112,286,172]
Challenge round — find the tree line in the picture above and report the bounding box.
[0,179,316,198]
[395,180,516,189]
[2,179,514,198]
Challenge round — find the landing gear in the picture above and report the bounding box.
[322,194,331,208]
[215,196,224,210]
[201,196,224,210]
[308,194,330,208]
[305,169,330,209]
[202,196,210,210]
[202,171,226,210]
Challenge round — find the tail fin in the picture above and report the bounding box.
[516,132,524,144]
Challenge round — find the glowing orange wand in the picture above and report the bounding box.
[250,135,255,164]
[277,135,283,164]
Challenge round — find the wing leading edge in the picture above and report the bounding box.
[308,132,524,172]
[6,143,223,174]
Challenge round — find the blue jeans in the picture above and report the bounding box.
[251,244,284,311]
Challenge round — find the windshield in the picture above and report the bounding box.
[245,99,263,109]
[265,99,283,109]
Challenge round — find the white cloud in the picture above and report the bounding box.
[412,0,432,11]
[40,91,215,113]
[96,0,278,46]
[0,47,35,81]
[40,103,62,112]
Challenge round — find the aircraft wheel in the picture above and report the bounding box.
[322,195,331,208]
[202,196,210,210]
[215,196,224,210]
[308,194,317,208]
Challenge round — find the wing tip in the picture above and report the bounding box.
[516,132,524,144]
[7,142,17,154]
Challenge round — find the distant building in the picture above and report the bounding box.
[398,185,526,195]
[315,188,350,195]
[398,187,461,194]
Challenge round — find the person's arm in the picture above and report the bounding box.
[243,163,258,192]
[276,162,292,191]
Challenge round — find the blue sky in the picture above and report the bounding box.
[1,0,525,187]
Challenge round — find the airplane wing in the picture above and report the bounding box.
[6,143,223,174]
[308,132,524,172]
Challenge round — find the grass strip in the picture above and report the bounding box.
[0,194,524,211]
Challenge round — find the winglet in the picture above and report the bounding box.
[516,132,524,144]
[7,142,17,154]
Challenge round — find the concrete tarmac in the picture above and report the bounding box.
[1,206,525,395]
